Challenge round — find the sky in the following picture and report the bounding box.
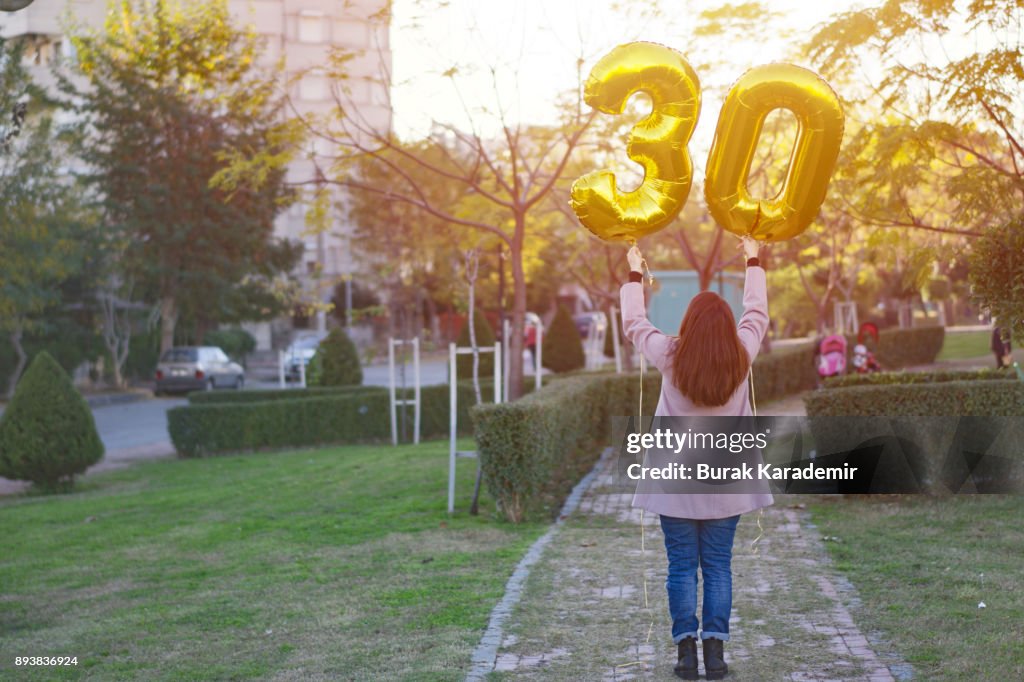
[388,0,865,142]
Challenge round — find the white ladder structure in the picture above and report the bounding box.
[388,337,421,446]
[448,341,501,514]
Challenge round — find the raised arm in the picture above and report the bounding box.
[737,237,769,361]
[620,246,672,371]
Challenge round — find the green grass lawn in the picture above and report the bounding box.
[808,495,1024,681]
[937,330,992,361]
[0,440,544,681]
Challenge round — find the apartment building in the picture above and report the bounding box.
[0,0,392,348]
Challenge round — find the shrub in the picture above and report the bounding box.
[188,385,383,405]
[455,307,496,379]
[745,326,944,401]
[0,352,104,492]
[824,368,1009,389]
[868,326,945,369]
[168,380,505,457]
[804,380,1024,416]
[751,343,818,404]
[472,371,660,522]
[542,305,585,373]
[804,379,1024,494]
[969,214,1024,341]
[204,328,256,364]
[311,327,362,387]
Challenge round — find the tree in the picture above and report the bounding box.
[969,214,1024,341]
[65,0,302,356]
[0,37,94,397]
[542,305,585,373]
[310,327,362,387]
[272,57,595,399]
[807,1,1024,236]
[344,145,468,340]
[456,306,496,379]
[204,327,256,364]
[0,351,104,492]
[330,279,382,326]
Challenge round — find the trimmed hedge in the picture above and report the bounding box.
[804,379,1024,493]
[804,380,1024,416]
[188,385,382,405]
[169,379,506,457]
[747,326,945,400]
[751,343,817,403]
[824,368,1010,389]
[868,325,945,369]
[472,372,660,522]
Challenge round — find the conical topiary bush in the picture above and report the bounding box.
[542,305,585,373]
[456,308,496,379]
[0,351,104,492]
[311,327,363,386]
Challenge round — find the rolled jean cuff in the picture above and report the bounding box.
[672,631,699,644]
[700,631,730,642]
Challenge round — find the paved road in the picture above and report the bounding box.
[362,359,449,387]
[90,396,187,452]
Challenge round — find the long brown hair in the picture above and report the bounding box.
[670,291,749,407]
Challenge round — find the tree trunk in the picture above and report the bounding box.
[6,321,27,399]
[508,220,527,400]
[159,295,178,356]
[194,316,212,346]
[425,296,440,344]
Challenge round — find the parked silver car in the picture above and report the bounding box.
[154,346,245,394]
[284,332,327,381]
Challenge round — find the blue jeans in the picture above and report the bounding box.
[659,514,741,643]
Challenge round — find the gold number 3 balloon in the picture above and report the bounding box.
[571,45,844,244]
[570,42,701,243]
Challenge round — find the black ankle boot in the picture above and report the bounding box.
[673,636,698,680]
[702,637,728,680]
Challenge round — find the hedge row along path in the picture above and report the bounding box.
[478,452,911,681]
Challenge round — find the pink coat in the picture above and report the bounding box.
[620,267,775,520]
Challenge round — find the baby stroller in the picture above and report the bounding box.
[852,322,881,374]
[816,334,848,381]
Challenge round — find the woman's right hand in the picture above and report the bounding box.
[740,236,761,260]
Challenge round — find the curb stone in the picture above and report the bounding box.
[465,447,616,681]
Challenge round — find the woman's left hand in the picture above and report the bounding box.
[627,245,644,272]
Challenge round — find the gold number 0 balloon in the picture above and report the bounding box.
[570,42,701,243]
[705,64,845,241]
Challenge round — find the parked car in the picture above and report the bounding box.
[154,346,245,394]
[573,312,606,340]
[285,332,327,381]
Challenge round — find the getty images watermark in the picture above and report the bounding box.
[624,426,858,482]
[612,416,1024,495]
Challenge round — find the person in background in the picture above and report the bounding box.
[525,322,538,367]
[621,236,771,680]
[991,325,1012,369]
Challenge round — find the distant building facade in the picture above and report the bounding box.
[0,0,392,348]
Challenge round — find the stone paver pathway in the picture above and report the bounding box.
[482,454,909,681]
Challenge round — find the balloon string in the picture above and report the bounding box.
[748,365,764,556]
[620,340,654,671]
